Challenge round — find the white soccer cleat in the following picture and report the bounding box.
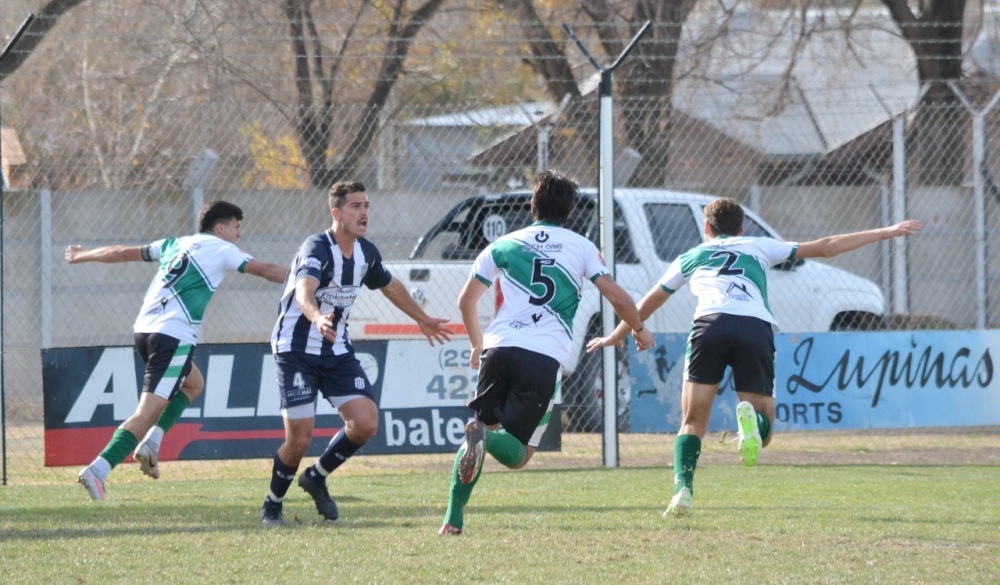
[134,441,161,480]
[664,487,692,517]
[457,420,486,485]
[736,401,762,467]
[78,466,106,502]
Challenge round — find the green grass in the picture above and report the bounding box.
[1,466,999,584]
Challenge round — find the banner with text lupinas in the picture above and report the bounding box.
[42,341,559,466]
[628,330,998,432]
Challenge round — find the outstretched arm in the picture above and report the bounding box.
[65,245,143,264]
[586,285,671,353]
[243,259,288,283]
[591,274,654,351]
[796,220,922,259]
[380,277,454,346]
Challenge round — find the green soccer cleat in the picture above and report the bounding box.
[664,487,692,517]
[736,401,762,467]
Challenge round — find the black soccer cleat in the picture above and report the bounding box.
[259,500,287,527]
[298,470,339,521]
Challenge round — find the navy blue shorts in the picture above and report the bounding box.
[274,351,374,411]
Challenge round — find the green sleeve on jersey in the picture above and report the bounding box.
[238,259,250,273]
[473,273,492,287]
[788,244,799,262]
[660,284,676,294]
[589,273,604,283]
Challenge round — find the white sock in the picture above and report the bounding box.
[141,426,164,450]
[90,457,112,481]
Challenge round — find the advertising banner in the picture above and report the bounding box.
[629,330,998,432]
[43,340,559,467]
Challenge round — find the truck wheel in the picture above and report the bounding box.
[562,319,630,433]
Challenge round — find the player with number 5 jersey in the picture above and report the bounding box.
[438,170,654,536]
[471,221,607,368]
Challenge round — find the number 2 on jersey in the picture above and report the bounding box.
[712,250,744,276]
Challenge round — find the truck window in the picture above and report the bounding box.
[577,201,638,264]
[462,202,532,254]
[741,216,771,238]
[645,203,701,261]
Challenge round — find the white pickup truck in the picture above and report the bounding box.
[351,188,886,432]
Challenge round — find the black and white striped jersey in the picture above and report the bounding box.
[270,230,392,356]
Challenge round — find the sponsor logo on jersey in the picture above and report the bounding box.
[521,242,564,253]
[303,256,323,270]
[726,282,753,301]
[317,285,360,308]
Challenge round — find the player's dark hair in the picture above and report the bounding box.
[198,200,244,233]
[704,198,744,237]
[328,181,367,211]
[531,170,576,224]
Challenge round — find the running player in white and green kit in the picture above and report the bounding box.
[68,201,288,501]
[439,171,654,535]
[588,197,922,517]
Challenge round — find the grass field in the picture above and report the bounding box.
[1,465,998,584]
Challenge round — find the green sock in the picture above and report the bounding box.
[672,434,702,495]
[98,429,139,469]
[756,411,772,442]
[485,430,526,468]
[443,447,481,529]
[156,392,191,433]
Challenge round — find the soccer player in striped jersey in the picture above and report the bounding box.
[438,170,654,535]
[260,181,453,526]
[68,200,288,501]
[588,197,922,517]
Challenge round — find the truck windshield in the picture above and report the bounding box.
[645,203,701,261]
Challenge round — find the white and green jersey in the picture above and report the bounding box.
[659,235,798,328]
[471,222,607,367]
[133,233,253,344]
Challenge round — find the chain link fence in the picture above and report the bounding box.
[3,7,1000,485]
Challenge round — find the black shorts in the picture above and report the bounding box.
[133,332,195,400]
[274,351,375,413]
[684,313,775,396]
[468,346,560,447]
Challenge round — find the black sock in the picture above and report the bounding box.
[315,430,363,478]
[266,454,298,503]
